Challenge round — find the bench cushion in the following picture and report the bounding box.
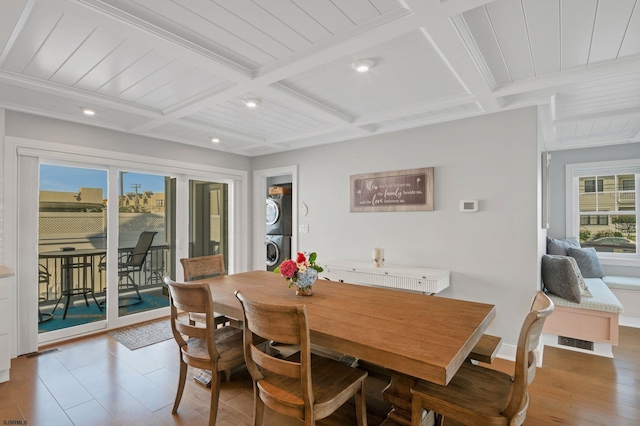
[546,278,623,314]
[603,276,640,291]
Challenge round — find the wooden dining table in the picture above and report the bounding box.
[198,270,496,425]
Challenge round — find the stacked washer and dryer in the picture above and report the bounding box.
[266,186,292,271]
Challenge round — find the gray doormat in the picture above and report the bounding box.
[108,317,173,350]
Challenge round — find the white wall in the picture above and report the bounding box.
[0,108,5,263]
[548,142,640,278]
[252,107,542,348]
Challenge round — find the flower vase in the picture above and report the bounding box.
[295,286,313,296]
[295,268,318,296]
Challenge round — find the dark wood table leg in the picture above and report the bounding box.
[381,371,417,426]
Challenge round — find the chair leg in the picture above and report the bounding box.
[355,381,367,426]
[209,372,222,426]
[411,393,422,426]
[225,368,231,382]
[173,359,188,414]
[253,384,265,426]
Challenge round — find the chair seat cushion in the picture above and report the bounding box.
[181,325,244,371]
[257,354,367,419]
[411,362,512,424]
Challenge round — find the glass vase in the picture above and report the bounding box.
[295,286,313,296]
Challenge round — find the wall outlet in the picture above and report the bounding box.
[299,224,309,233]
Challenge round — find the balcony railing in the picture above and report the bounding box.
[39,245,170,305]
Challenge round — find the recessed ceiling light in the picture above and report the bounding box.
[243,98,261,108]
[352,60,374,73]
[81,108,96,116]
[211,137,220,143]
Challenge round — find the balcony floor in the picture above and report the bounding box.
[38,287,169,334]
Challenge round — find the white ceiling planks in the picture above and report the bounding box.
[0,0,638,155]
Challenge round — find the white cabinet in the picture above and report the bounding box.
[321,260,449,294]
[0,265,13,383]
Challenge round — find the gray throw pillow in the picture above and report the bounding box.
[567,247,605,278]
[547,237,581,255]
[541,254,584,303]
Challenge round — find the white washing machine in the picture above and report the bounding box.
[266,235,291,271]
[266,194,292,235]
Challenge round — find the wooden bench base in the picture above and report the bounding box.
[467,334,502,364]
[541,304,618,359]
[609,288,640,328]
[543,305,619,345]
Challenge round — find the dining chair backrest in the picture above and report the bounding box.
[180,254,225,281]
[503,291,554,422]
[124,231,157,268]
[165,278,219,360]
[235,291,313,409]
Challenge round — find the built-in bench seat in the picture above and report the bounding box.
[542,278,623,358]
[603,276,640,328]
[541,238,639,358]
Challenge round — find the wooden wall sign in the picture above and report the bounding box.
[350,167,434,212]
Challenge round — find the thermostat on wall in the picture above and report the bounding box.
[460,200,478,212]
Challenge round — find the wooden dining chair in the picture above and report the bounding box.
[410,291,554,426]
[180,255,231,327]
[235,290,368,426]
[163,276,245,426]
[180,254,225,280]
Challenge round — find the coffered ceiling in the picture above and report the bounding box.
[1,0,639,156]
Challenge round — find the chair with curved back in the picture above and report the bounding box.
[180,254,225,281]
[235,290,368,426]
[180,254,231,328]
[163,276,245,426]
[410,291,554,426]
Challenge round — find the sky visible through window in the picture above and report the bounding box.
[39,165,165,194]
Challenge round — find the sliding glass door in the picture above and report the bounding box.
[36,165,177,337]
[38,164,108,334]
[188,180,229,272]
[116,171,175,317]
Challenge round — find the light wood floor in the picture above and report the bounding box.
[0,326,638,425]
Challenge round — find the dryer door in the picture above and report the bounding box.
[266,198,279,226]
[266,238,280,271]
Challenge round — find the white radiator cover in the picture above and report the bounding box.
[321,261,449,294]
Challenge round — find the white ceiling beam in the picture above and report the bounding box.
[353,94,477,126]
[72,0,253,82]
[403,0,502,113]
[0,70,161,117]
[552,107,640,124]
[493,57,640,97]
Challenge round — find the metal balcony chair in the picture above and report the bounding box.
[38,264,53,324]
[100,231,157,307]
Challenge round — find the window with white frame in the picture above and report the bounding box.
[567,160,638,259]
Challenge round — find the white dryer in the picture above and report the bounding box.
[266,235,291,271]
